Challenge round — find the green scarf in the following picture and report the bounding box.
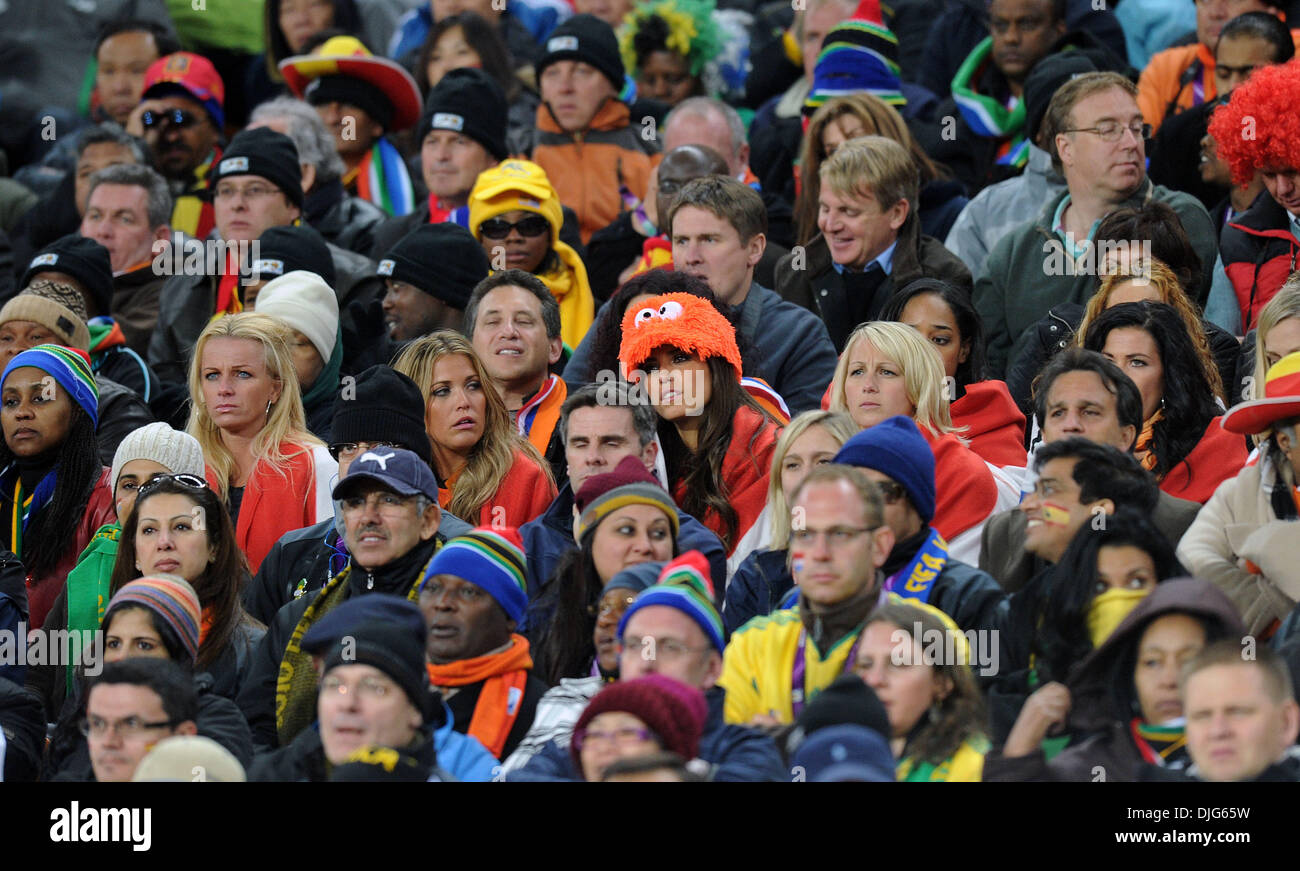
[301,326,343,418]
[64,523,121,695]
[951,36,1028,167]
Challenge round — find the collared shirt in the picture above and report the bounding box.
[1051,194,1102,259]
[831,239,898,276]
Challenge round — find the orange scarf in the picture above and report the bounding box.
[426,633,533,758]
[1134,409,1164,472]
[200,605,214,647]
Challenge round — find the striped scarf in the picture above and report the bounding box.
[4,464,57,561]
[356,137,415,217]
[952,37,1028,169]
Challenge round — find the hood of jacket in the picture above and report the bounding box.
[1067,578,1246,731]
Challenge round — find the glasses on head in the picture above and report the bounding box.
[329,440,405,462]
[573,726,655,751]
[213,182,282,202]
[873,480,906,505]
[80,714,179,739]
[619,635,709,662]
[788,525,880,548]
[478,215,550,240]
[319,674,396,699]
[136,473,209,502]
[1061,120,1151,143]
[141,108,199,131]
[588,594,638,619]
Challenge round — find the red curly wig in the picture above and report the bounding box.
[1208,59,1300,188]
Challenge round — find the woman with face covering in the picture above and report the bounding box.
[0,345,115,630]
[469,160,595,350]
[853,597,991,781]
[187,312,337,575]
[44,575,254,781]
[986,577,1245,781]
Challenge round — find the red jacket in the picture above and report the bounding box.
[442,449,557,529]
[921,428,999,543]
[951,380,1027,468]
[205,442,336,577]
[1160,416,1248,505]
[1221,192,1300,331]
[26,468,116,629]
[674,406,779,555]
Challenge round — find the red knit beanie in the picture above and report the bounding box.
[573,455,680,541]
[570,674,708,777]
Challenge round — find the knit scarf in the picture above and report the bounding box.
[1130,717,1188,767]
[355,137,415,217]
[3,462,58,561]
[536,240,594,350]
[516,373,565,455]
[1135,409,1164,472]
[65,522,121,694]
[302,327,344,417]
[952,36,1028,169]
[172,149,219,240]
[275,553,432,745]
[426,634,534,759]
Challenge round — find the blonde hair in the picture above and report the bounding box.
[392,331,552,521]
[796,94,941,245]
[1080,259,1225,401]
[187,312,322,496]
[829,321,957,435]
[767,410,858,548]
[1254,274,1300,400]
[819,134,919,215]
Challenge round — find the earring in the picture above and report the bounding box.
[266,400,273,416]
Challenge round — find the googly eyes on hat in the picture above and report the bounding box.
[633,307,657,327]
[658,301,683,319]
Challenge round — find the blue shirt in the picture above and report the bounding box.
[830,239,898,276]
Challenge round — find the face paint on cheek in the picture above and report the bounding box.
[1040,503,1072,526]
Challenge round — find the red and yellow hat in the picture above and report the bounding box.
[278,35,422,131]
[1222,350,1300,434]
[617,292,742,382]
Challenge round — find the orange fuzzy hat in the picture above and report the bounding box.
[618,292,742,381]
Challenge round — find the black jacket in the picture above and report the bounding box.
[94,374,156,467]
[0,676,44,782]
[248,724,444,782]
[305,179,387,257]
[445,670,549,760]
[1139,752,1300,783]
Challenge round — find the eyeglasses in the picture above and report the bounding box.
[657,177,689,196]
[320,674,396,699]
[873,480,906,505]
[1061,121,1151,143]
[788,525,881,548]
[329,440,405,462]
[620,635,711,661]
[80,714,180,738]
[573,726,655,751]
[141,108,200,131]
[136,473,209,501]
[213,182,282,202]
[339,491,419,516]
[588,594,638,618]
[478,215,550,240]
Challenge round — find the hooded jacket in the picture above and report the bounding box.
[677,405,779,557]
[974,178,1217,379]
[950,380,1027,469]
[1220,191,1300,332]
[774,215,973,353]
[984,578,1245,782]
[529,97,657,244]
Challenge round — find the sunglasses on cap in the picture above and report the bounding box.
[478,215,550,240]
[142,108,201,131]
[136,473,209,501]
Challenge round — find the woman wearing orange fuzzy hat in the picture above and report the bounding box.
[618,292,781,556]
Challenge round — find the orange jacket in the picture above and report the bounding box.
[440,448,557,529]
[1160,416,1248,505]
[531,98,655,243]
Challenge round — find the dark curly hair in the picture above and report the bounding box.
[1082,301,1221,482]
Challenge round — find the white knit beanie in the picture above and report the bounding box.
[110,422,207,492]
[255,270,340,364]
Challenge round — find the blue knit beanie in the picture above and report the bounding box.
[833,415,935,524]
[421,527,528,624]
[2,344,99,427]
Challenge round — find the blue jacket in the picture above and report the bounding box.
[724,547,793,637]
[518,483,727,633]
[432,700,500,783]
[505,687,787,781]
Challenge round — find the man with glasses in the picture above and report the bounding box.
[974,71,1218,378]
[84,658,199,783]
[720,464,896,727]
[127,52,226,240]
[245,365,471,625]
[507,554,786,780]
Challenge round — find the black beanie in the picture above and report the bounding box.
[251,224,337,287]
[302,596,433,722]
[419,68,508,161]
[208,127,305,207]
[21,234,113,318]
[305,73,395,132]
[786,674,893,756]
[537,14,624,94]
[377,223,489,310]
[1023,52,1098,143]
[331,365,432,465]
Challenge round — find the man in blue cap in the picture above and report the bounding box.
[238,446,448,751]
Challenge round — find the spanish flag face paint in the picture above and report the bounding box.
[1038,502,1072,526]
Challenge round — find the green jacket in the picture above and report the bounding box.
[973,178,1217,379]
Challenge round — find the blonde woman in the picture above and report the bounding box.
[392,330,555,527]
[188,312,337,574]
[1078,260,1225,402]
[1251,275,1300,403]
[829,321,1017,562]
[723,410,857,633]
